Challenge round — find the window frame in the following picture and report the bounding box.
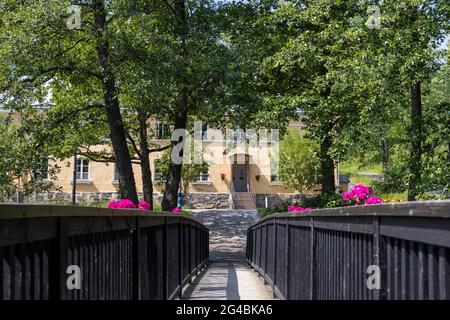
[75,158,90,181]
[33,158,49,181]
[194,169,210,183]
[155,122,171,140]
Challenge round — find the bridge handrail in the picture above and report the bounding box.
[249,200,450,229]
[0,204,207,225]
[0,204,209,300]
[246,200,450,300]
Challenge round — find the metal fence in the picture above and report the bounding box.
[246,201,450,300]
[0,205,209,300]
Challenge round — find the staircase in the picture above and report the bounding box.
[232,192,256,209]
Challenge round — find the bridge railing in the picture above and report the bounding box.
[0,205,209,300]
[246,201,450,300]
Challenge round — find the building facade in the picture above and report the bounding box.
[1,108,347,209]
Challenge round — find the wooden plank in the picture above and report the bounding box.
[380,217,450,248]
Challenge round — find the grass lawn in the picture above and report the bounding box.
[340,160,382,186]
[339,161,382,175]
[340,161,408,202]
[379,191,408,202]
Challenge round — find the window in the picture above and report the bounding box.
[270,174,279,183]
[76,159,89,180]
[155,122,171,140]
[33,158,49,180]
[113,164,119,182]
[202,123,208,140]
[195,170,210,182]
[154,160,164,181]
[270,165,280,183]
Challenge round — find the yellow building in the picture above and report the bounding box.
[1,107,347,209]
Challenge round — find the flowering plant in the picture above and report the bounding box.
[171,207,181,214]
[342,184,383,205]
[138,200,151,211]
[365,196,383,205]
[107,201,119,209]
[107,199,137,209]
[288,206,312,212]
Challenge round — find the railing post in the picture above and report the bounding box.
[258,225,263,272]
[373,216,387,300]
[272,218,277,298]
[132,216,141,300]
[162,216,168,299]
[178,218,183,299]
[49,217,68,300]
[188,221,192,284]
[286,218,290,299]
[309,216,316,300]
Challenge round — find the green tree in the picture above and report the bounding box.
[279,129,320,194]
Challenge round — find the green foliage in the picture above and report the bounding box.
[0,118,59,198]
[300,193,345,209]
[278,129,320,193]
[257,204,288,219]
[155,149,209,191]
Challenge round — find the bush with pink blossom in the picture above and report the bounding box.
[107,200,119,209]
[365,196,383,205]
[171,207,181,214]
[107,199,137,210]
[288,206,313,212]
[138,200,151,211]
[341,184,383,205]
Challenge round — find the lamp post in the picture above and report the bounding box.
[71,121,87,206]
[17,177,21,204]
[71,149,77,206]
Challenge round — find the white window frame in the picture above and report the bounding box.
[75,158,90,181]
[194,169,210,183]
[33,158,49,181]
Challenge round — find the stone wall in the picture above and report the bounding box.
[184,193,230,209]
[2,191,311,209]
[255,193,301,208]
[1,191,231,209]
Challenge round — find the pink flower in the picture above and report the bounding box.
[138,200,151,211]
[288,206,311,212]
[116,199,136,209]
[171,207,181,214]
[108,201,119,209]
[342,184,373,202]
[342,191,354,201]
[365,196,383,205]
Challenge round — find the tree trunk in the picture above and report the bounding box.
[161,0,188,211]
[408,81,423,201]
[161,106,188,211]
[381,136,389,172]
[93,0,138,203]
[137,111,153,207]
[320,132,335,194]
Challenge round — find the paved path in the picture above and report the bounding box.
[182,209,273,300]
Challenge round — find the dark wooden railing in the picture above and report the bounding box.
[246,201,450,300]
[0,205,209,300]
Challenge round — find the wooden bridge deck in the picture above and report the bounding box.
[182,209,273,300]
